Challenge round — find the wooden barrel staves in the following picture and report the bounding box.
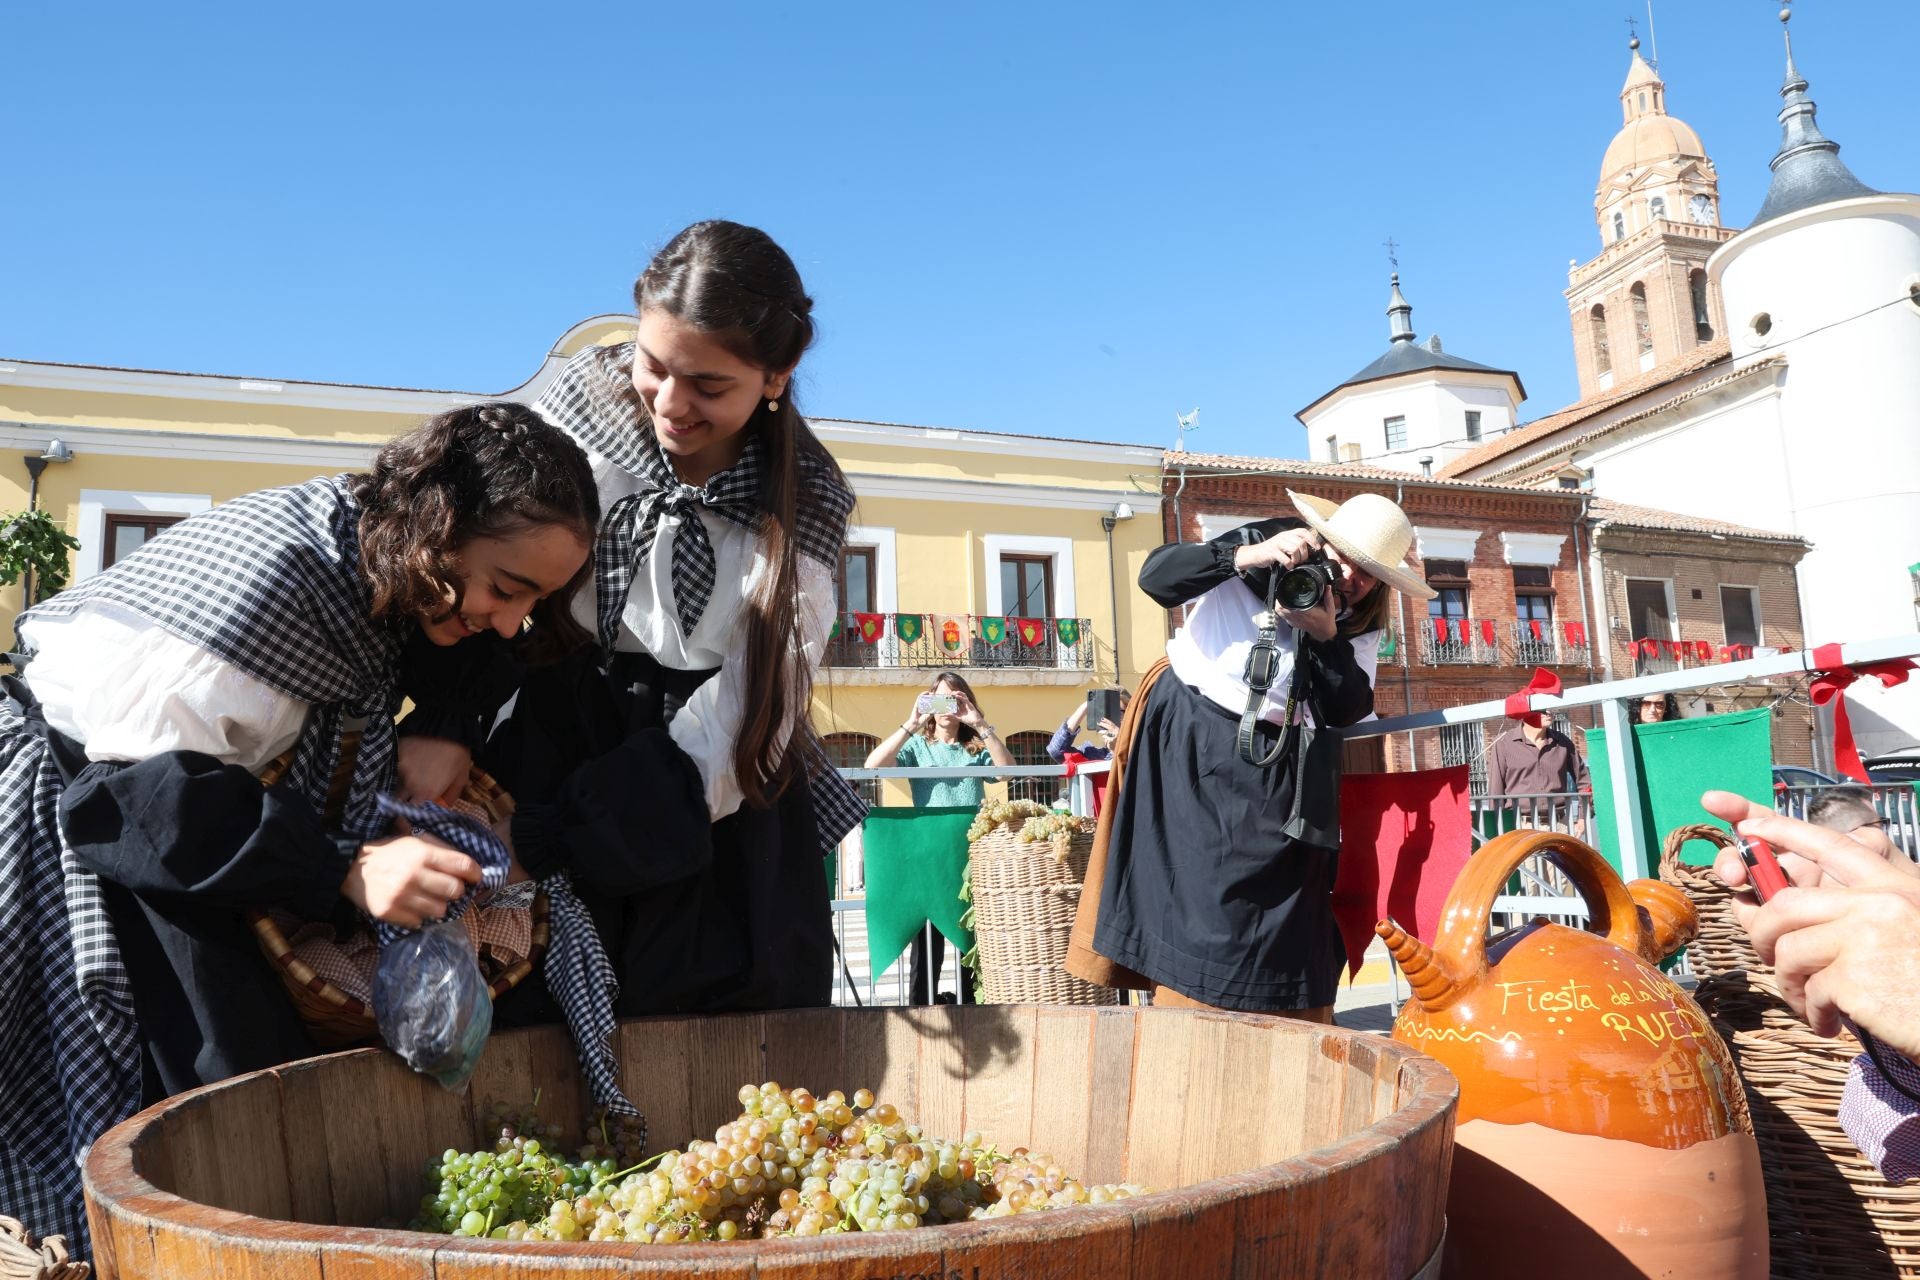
[83,1008,1456,1279]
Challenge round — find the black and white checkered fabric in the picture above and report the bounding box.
[534,343,866,853]
[373,796,637,1119]
[23,476,405,840]
[0,697,141,1253]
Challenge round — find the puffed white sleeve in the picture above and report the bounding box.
[18,603,309,770]
[666,552,838,821]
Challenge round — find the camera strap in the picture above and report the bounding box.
[1237,570,1307,767]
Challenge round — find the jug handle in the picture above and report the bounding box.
[1432,829,1649,991]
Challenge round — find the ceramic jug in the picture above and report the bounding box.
[1376,830,1766,1280]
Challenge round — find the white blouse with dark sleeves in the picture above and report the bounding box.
[568,454,837,825]
[17,600,309,769]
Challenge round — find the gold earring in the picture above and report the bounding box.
[766,398,780,413]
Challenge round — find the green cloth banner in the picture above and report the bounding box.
[1586,707,1774,872]
[1055,618,1081,648]
[860,806,978,977]
[894,613,923,645]
[979,617,1007,647]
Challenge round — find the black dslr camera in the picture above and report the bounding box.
[1276,552,1337,611]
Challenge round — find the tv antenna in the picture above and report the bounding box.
[1174,408,1200,452]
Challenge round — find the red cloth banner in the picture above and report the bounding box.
[1503,667,1563,728]
[1061,751,1109,819]
[1809,643,1916,782]
[1695,640,1712,661]
[1331,768,1474,980]
[1456,618,1472,645]
[1563,621,1587,647]
[1480,619,1497,647]
[853,612,885,644]
[1528,618,1543,641]
[1433,617,1449,643]
[1014,617,1046,647]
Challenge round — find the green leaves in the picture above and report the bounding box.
[0,509,79,602]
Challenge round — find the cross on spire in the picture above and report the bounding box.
[1625,15,1639,48]
[1383,237,1400,270]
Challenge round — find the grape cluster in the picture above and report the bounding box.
[966,798,1050,842]
[412,1082,1146,1243]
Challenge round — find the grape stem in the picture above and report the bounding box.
[608,1150,671,1181]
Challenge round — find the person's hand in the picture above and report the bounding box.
[397,736,473,805]
[341,833,483,929]
[1279,589,1339,643]
[1703,789,1920,1057]
[1096,717,1122,742]
[901,695,926,731]
[954,691,985,728]
[1067,701,1090,731]
[1235,527,1319,573]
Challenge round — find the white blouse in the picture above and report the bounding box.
[1165,574,1381,725]
[571,454,837,824]
[17,600,309,770]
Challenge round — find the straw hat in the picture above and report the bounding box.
[1286,489,1437,601]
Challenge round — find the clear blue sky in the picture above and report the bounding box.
[5,2,1914,458]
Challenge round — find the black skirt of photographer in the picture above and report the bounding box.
[1091,517,1377,1012]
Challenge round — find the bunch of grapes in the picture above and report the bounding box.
[414,1082,1147,1243]
[967,798,1050,842]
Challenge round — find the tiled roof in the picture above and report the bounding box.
[1164,452,1573,496]
[1588,498,1804,543]
[1438,339,1733,478]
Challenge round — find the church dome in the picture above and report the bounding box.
[1601,113,1707,184]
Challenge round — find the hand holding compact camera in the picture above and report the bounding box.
[914,692,958,718]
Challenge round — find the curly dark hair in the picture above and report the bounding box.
[349,402,599,662]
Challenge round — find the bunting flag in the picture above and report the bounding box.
[1378,631,1398,660]
[893,613,923,645]
[1695,640,1712,662]
[1433,617,1449,644]
[1719,643,1753,662]
[1563,621,1587,647]
[853,612,886,644]
[1455,618,1472,646]
[935,615,967,654]
[1055,618,1081,648]
[1528,618,1544,641]
[829,614,843,641]
[1015,617,1047,648]
[1480,619,1498,647]
[978,616,1007,647]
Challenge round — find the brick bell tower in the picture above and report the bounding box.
[1565,35,1735,397]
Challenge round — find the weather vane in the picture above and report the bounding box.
[1383,237,1400,271]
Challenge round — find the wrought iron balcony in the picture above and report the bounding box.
[824,612,1096,670]
[1419,617,1502,666]
[1626,638,1740,677]
[1512,620,1592,668]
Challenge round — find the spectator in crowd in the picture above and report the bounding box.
[1807,785,1917,877]
[1704,789,1920,1183]
[1487,712,1590,834]
[863,671,1011,1003]
[1046,689,1129,763]
[1638,692,1679,723]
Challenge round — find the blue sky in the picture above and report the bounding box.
[5,2,1914,458]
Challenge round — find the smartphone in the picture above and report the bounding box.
[916,693,958,717]
[1088,689,1124,729]
[1733,833,1790,903]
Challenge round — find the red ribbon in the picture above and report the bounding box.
[1456,618,1472,645]
[1480,619,1497,647]
[1808,643,1916,782]
[1504,667,1563,728]
[1432,617,1448,644]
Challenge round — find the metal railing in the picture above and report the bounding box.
[1512,621,1590,668]
[1776,782,1920,861]
[1420,618,1502,666]
[824,612,1095,670]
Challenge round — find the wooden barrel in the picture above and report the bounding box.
[84,1006,1456,1279]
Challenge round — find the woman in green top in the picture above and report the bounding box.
[862,670,1012,1002]
[863,671,1013,807]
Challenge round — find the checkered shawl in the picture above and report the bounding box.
[0,697,141,1253]
[22,476,405,841]
[534,344,867,851]
[374,797,637,1122]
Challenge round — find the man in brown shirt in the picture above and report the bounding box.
[1487,718,1591,831]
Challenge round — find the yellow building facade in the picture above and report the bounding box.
[0,318,1167,804]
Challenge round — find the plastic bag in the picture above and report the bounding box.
[371,919,493,1090]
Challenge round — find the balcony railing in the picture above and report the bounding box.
[1420,618,1502,666]
[1626,638,1759,677]
[1512,620,1591,668]
[825,612,1095,670]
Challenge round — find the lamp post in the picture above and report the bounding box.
[1101,501,1134,679]
[20,440,73,605]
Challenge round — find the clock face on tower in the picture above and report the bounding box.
[1689,194,1714,224]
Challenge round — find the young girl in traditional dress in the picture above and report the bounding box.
[0,403,598,1249]
[1068,490,1434,1021]
[473,220,864,1018]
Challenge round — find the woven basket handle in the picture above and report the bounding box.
[1659,822,1735,884]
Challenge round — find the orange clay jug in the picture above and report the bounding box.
[1376,830,1766,1280]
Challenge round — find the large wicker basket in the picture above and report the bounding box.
[0,1215,86,1280]
[1661,822,1920,1277]
[245,737,549,1049]
[966,812,1120,1006]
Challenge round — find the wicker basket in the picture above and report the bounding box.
[245,736,549,1048]
[1661,821,1920,1276]
[0,1215,86,1280]
[966,814,1119,1006]
[1657,821,1760,978]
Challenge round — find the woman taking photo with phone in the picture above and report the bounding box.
[1068,490,1433,1022]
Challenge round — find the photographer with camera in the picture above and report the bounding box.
[1067,491,1434,1021]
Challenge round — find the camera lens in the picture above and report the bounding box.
[1277,565,1327,611]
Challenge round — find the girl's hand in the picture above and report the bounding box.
[1067,701,1090,730]
[955,692,984,727]
[1279,590,1339,643]
[397,736,473,805]
[1096,718,1122,741]
[342,833,482,928]
[1235,528,1319,573]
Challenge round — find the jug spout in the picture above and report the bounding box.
[1375,918,1460,1012]
[1628,879,1699,964]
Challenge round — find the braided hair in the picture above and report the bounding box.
[352,401,600,661]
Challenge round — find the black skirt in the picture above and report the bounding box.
[484,649,832,1020]
[1091,676,1344,1010]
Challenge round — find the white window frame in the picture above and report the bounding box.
[841,524,898,667]
[1623,576,1679,641]
[1383,416,1407,451]
[1718,583,1763,649]
[983,533,1078,669]
[76,488,212,582]
[1195,512,1256,542]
